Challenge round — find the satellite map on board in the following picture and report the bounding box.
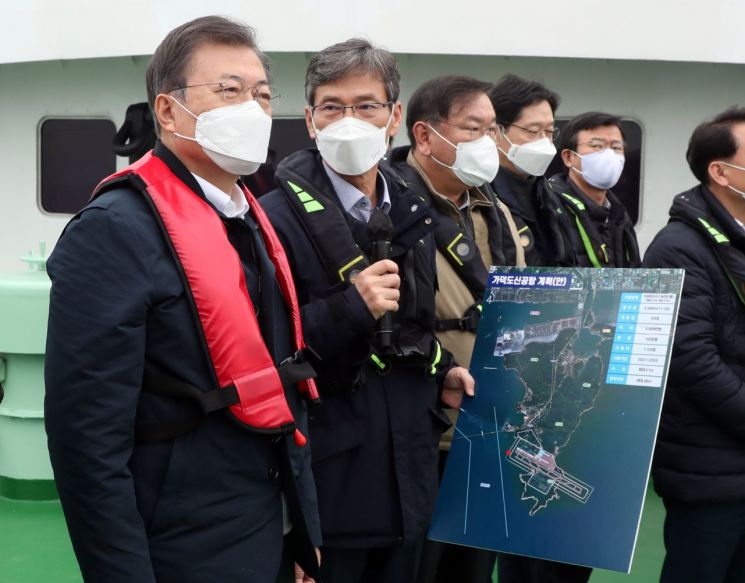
[428,267,684,572]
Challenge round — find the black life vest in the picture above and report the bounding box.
[390,159,509,332]
[548,175,641,268]
[400,166,505,293]
[490,171,575,267]
[92,152,319,445]
[669,188,745,306]
[275,154,431,284]
[275,162,371,287]
[273,150,445,371]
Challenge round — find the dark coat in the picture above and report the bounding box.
[490,170,575,267]
[261,149,453,548]
[643,184,745,502]
[548,173,641,268]
[44,143,321,583]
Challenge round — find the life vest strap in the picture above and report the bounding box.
[141,363,238,413]
[671,209,745,308]
[137,348,319,443]
[368,339,446,378]
[435,303,482,332]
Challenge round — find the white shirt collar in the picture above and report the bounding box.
[191,173,249,219]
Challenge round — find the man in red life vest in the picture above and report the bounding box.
[44,16,321,583]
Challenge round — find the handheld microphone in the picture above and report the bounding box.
[367,208,395,350]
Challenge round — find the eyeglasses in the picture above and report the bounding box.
[310,101,393,122]
[436,120,500,141]
[169,80,280,111]
[506,123,559,142]
[576,138,625,154]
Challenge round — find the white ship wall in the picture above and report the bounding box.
[5,0,745,65]
[2,52,745,270]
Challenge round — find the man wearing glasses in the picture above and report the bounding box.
[489,75,575,267]
[549,112,641,268]
[45,16,321,583]
[497,118,639,583]
[387,75,524,583]
[261,40,474,583]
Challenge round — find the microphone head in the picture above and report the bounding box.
[367,208,394,242]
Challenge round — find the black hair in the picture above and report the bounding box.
[406,75,493,145]
[305,38,400,105]
[686,106,745,184]
[558,111,625,152]
[146,16,264,135]
[489,74,560,127]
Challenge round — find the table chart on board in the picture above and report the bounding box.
[606,293,677,388]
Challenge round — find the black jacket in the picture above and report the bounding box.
[548,173,641,268]
[643,184,745,502]
[45,142,321,583]
[261,149,453,548]
[490,169,574,267]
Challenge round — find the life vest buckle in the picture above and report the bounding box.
[277,347,321,396]
[458,305,482,332]
[369,353,392,376]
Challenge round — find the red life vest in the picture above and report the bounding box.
[92,151,319,446]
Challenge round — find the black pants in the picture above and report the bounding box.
[417,539,495,583]
[417,449,497,583]
[660,497,745,583]
[497,554,591,583]
[320,540,423,583]
[276,535,295,583]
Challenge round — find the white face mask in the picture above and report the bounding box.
[571,148,625,190]
[719,161,745,199]
[500,135,557,177]
[427,124,500,187]
[313,113,392,176]
[172,97,272,176]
